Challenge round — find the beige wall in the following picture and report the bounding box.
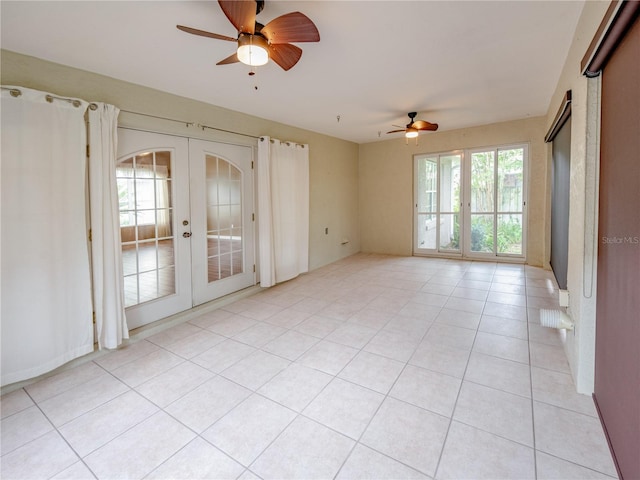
[1,50,360,271]
[544,1,611,394]
[359,117,549,267]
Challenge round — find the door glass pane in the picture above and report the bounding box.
[206,155,244,283]
[439,213,460,250]
[158,239,174,268]
[134,179,155,209]
[155,151,172,175]
[439,155,461,253]
[123,275,137,308]
[497,148,524,255]
[416,156,437,251]
[208,256,220,282]
[219,205,232,230]
[158,266,175,297]
[440,155,461,213]
[118,150,176,307]
[119,157,134,176]
[470,151,495,213]
[417,213,437,249]
[498,148,524,213]
[415,153,461,253]
[138,240,158,271]
[497,214,523,255]
[136,152,153,169]
[138,270,159,304]
[155,179,172,209]
[470,214,494,252]
[219,230,232,254]
[219,254,232,278]
[417,156,437,213]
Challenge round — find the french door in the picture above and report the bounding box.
[117,129,255,329]
[188,139,255,305]
[414,144,527,259]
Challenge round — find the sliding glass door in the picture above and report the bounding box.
[465,145,526,258]
[414,152,462,255]
[414,144,526,260]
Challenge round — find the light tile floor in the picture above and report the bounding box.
[1,254,618,479]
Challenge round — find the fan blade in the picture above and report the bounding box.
[261,12,320,44]
[218,0,255,34]
[177,25,237,42]
[386,129,406,134]
[411,120,439,131]
[268,43,302,71]
[216,52,240,65]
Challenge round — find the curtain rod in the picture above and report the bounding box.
[120,108,259,139]
[198,123,259,139]
[260,137,306,148]
[2,87,99,110]
[2,88,257,139]
[120,109,194,127]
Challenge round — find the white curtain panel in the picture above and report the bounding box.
[257,137,309,287]
[1,87,93,386]
[89,104,128,350]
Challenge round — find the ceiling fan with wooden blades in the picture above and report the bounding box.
[177,0,320,71]
[387,112,439,138]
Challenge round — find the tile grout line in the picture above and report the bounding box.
[135,273,388,475]
[332,279,447,480]
[56,355,249,477]
[190,283,404,479]
[525,272,540,480]
[431,264,487,479]
[21,386,98,479]
[227,268,437,478]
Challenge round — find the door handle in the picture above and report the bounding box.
[183,232,192,238]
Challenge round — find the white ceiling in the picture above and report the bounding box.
[1,1,584,144]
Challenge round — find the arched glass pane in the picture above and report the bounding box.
[206,155,243,282]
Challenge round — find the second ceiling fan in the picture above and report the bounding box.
[387,112,439,138]
[177,0,320,71]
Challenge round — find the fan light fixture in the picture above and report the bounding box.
[237,33,269,66]
[177,2,319,72]
[387,112,439,144]
[405,128,419,138]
